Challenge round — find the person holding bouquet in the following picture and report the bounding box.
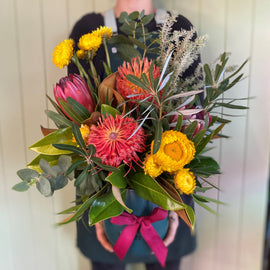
[67,0,200,269]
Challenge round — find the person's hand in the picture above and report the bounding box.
[163,211,179,247]
[95,222,114,252]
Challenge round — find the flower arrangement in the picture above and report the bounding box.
[13,11,248,263]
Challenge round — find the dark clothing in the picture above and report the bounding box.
[68,11,197,265]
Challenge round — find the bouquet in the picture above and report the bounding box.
[13,11,248,265]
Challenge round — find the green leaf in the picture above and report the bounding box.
[88,189,124,225]
[17,168,39,182]
[54,175,68,190]
[52,143,86,157]
[57,98,84,124]
[183,121,198,139]
[101,104,121,118]
[116,44,141,62]
[66,97,91,120]
[152,119,163,154]
[29,127,75,155]
[105,164,127,188]
[65,160,86,176]
[141,14,155,25]
[91,157,118,171]
[74,166,89,186]
[174,115,183,132]
[192,194,216,214]
[214,102,248,110]
[71,122,86,150]
[192,129,206,149]
[204,64,213,86]
[45,110,72,128]
[126,74,149,91]
[12,181,30,192]
[129,173,186,211]
[112,186,132,213]
[194,194,225,205]
[36,176,52,197]
[128,36,147,50]
[188,156,220,177]
[128,11,139,20]
[39,159,58,178]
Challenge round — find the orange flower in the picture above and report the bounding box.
[88,114,146,167]
[116,57,161,102]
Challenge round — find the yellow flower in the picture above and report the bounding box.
[72,124,90,144]
[52,39,74,69]
[95,26,113,39]
[174,169,196,195]
[76,49,86,59]
[144,154,163,178]
[152,130,195,173]
[78,33,102,52]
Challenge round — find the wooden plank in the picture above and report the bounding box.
[237,0,270,268]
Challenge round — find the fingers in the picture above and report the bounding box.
[95,222,114,253]
[163,211,179,247]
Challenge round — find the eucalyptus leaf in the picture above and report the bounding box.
[12,181,30,192]
[55,175,68,190]
[17,168,39,182]
[36,176,52,197]
[39,159,58,178]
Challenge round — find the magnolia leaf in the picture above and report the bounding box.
[101,104,121,118]
[12,181,30,192]
[159,178,195,230]
[98,73,115,104]
[40,125,58,136]
[29,127,75,155]
[129,173,186,211]
[88,190,124,225]
[112,186,132,213]
[105,164,127,188]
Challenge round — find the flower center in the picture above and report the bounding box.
[109,132,118,140]
[164,142,182,161]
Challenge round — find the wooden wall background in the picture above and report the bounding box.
[1,0,269,269]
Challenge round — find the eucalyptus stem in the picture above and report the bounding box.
[89,60,100,90]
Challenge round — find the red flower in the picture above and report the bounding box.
[88,114,146,168]
[116,57,161,102]
[54,74,95,117]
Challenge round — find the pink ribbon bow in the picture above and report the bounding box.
[110,207,168,267]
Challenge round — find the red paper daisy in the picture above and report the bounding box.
[116,57,161,102]
[88,114,146,168]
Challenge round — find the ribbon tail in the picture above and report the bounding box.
[113,224,139,260]
[140,224,168,267]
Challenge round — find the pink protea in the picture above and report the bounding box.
[54,74,95,117]
[116,57,161,102]
[88,114,146,168]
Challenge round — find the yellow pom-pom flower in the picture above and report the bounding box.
[78,33,102,52]
[76,49,87,59]
[95,26,113,39]
[52,39,74,69]
[144,154,163,178]
[174,169,196,195]
[152,130,195,173]
[72,124,90,144]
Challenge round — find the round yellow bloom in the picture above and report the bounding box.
[76,49,87,59]
[94,26,113,39]
[152,130,195,173]
[72,124,90,144]
[174,169,196,195]
[78,33,102,52]
[144,154,163,178]
[52,39,74,69]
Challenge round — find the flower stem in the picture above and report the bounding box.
[103,38,111,73]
